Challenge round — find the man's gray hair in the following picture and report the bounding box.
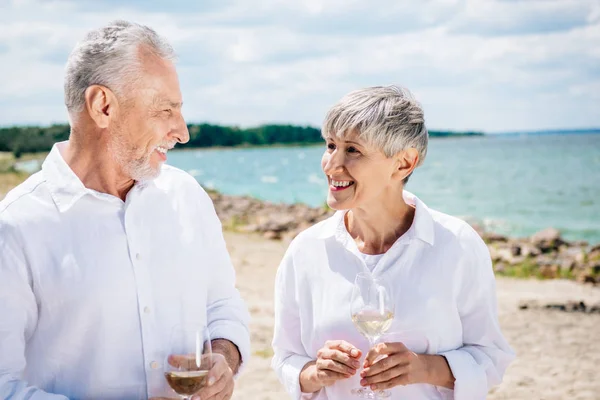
[322,85,429,183]
[64,20,176,113]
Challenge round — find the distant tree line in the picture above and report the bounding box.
[0,123,483,158]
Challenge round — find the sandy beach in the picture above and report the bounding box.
[224,231,600,400]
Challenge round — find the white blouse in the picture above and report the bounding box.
[271,192,515,400]
[358,252,385,271]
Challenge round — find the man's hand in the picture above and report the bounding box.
[161,339,240,400]
[211,339,242,374]
[190,353,233,400]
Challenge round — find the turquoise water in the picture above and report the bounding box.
[167,133,600,244]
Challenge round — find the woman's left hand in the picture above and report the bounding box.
[359,342,429,391]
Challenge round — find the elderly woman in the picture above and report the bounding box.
[271,85,514,399]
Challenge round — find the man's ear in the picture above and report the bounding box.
[84,85,119,129]
[393,148,419,182]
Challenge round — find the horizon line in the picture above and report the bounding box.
[1,122,600,135]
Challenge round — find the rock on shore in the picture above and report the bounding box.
[208,191,600,284]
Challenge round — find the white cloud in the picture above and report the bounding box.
[448,0,596,36]
[0,0,598,132]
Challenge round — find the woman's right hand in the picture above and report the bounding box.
[299,340,363,393]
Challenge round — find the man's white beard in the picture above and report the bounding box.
[126,153,161,182]
[109,133,161,182]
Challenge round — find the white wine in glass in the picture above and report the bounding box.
[350,272,395,399]
[352,309,394,338]
[164,324,213,400]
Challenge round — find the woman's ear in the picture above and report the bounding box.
[393,148,419,182]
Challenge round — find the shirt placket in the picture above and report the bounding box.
[337,225,416,278]
[371,237,420,278]
[123,189,162,396]
[335,227,371,275]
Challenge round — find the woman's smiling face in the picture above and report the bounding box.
[321,132,400,211]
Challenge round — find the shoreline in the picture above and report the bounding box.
[207,190,600,284]
[2,165,598,285]
[3,132,487,161]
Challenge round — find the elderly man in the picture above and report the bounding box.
[0,21,250,400]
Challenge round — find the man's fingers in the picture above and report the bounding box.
[167,354,213,369]
[364,342,408,367]
[192,371,228,400]
[191,354,233,400]
[318,348,361,369]
[325,340,361,358]
[216,384,233,400]
[167,354,197,369]
[221,384,234,400]
[207,354,228,385]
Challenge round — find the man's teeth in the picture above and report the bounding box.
[331,180,353,187]
[156,146,168,154]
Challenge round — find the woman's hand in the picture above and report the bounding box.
[359,342,455,391]
[299,340,362,393]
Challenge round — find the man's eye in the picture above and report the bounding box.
[347,146,359,153]
[327,143,336,150]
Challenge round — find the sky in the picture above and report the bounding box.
[0,0,599,133]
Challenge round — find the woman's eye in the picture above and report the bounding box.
[347,146,359,154]
[327,143,336,150]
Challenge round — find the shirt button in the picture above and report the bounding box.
[136,253,142,261]
[143,306,151,314]
[150,361,159,369]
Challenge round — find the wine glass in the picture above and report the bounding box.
[350,272,395,399]
[164,324,213,400]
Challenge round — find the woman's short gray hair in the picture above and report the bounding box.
[64,20,176,113]
[322,85,428,183]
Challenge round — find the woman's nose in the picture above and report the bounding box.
[323,152,344,175]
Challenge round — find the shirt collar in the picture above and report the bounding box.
[42,141,155,213]
[317,190,435,246]
[42,141,89,213]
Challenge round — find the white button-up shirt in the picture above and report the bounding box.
[0,142,250,399]
[272,192,515,400]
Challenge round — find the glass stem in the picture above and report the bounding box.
[367,336,377,389]
[368,335,385,399]
[368,335,379,352]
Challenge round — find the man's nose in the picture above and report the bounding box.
[172,114,189,144]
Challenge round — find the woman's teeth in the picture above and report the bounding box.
[331,180,353,187]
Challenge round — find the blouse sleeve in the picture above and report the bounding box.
[271,242,320,399]
[439,224,516,399]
